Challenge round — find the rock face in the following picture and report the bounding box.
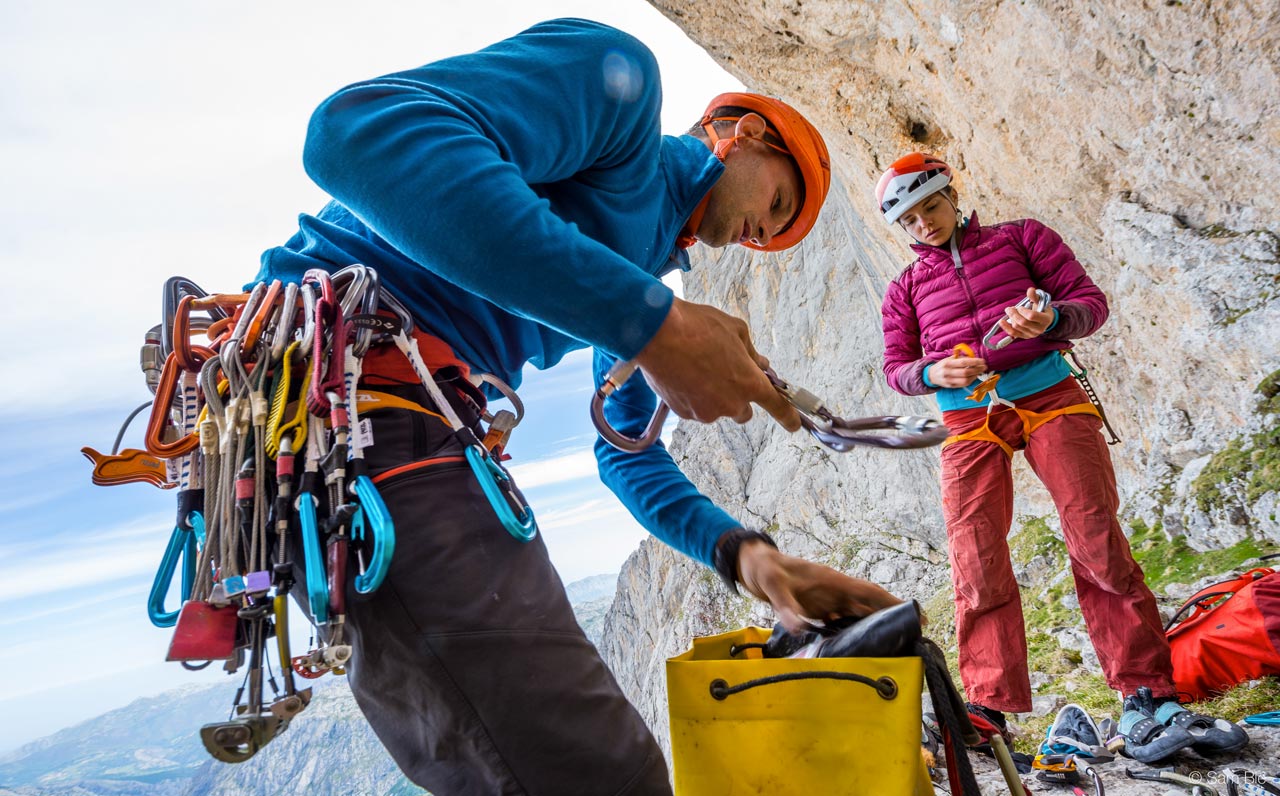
[599,0,1280,789]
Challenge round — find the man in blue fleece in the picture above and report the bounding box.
[254,17,901,795]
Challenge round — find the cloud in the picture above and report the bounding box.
[508,449,600,490]
[0,513,171,604]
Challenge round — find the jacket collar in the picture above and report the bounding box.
[664,134,723,259]
[910,211,982,259]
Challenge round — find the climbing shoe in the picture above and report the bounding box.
[1117,687,1195,763]
[763,600,923,659]
[1152,699,1250,755]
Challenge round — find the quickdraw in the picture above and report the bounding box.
[83,265,528,762]
[590,360,948,453]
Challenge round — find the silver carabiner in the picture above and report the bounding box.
[982,289,1051,350]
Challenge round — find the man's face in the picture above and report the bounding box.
[896,190,957,247]
[697,134,803,250]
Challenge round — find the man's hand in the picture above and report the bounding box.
[736,539,904,633]
[997,286,1054,342]
[929,354,987,388]
[634,297,800,432]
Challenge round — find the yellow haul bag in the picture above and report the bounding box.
[667,626,934,796]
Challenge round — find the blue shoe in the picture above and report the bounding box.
[1118,687,1195,763]
[1040,703,1113,761]
[1153,699,1250,755]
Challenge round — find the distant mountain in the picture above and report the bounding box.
[565,573,618,646]
[563,573,618,605]
[0,575,618,796]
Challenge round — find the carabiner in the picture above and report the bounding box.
[591,359,669,453]
[148,507,202,628]
[465,445,537,542]
[982,289,1051,350]
[351,475,395,593]
[295,491,329,625]
[765,369,950,451]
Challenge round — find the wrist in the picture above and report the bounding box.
[712,528,778,594]
[634,296,685,368]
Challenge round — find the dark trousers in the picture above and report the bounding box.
[299,381,672,795]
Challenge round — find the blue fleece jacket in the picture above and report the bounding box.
[252,18,742,567]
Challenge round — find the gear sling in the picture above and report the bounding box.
[83,267,536,763]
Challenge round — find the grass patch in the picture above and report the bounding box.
[1128,518,1268,593]
[1192,676,1280,721]
[1010,514,1058,567]
[1191,369,1280,511]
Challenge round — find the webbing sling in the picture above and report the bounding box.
[942,402,1101,457]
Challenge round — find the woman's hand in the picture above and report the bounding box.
[736,540,904,633]
[997,286,1055,342]
[928,354,987,388]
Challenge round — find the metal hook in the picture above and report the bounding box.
[982,289,1051,350]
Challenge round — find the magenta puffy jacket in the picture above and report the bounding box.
[881,214,1108,396]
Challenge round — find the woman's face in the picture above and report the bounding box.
[897,189,957,246]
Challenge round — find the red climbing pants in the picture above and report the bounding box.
[940,377,1175,713]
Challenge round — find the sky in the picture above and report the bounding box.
[0,0,742,754]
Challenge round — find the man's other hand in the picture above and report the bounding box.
[736,539,904,633]
[634,297,800,432]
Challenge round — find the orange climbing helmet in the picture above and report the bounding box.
[700,92,831,252]
[875,153,953,224]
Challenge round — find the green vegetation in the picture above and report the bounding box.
[1128,519,1267,593]
[1190,369,1280,512]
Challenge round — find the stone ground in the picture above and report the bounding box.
[943,723,1280,795]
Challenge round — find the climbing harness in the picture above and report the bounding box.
[591,360,948,453]
[83,266,533,762]
[942,343,1104,456]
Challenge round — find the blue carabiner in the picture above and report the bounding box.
[465,446,537,542]
[148,511,200,628]
[296,491,329,624]
[1244,711,1280,726]
[351,474,395,593]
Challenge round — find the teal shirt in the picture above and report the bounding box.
[252,19,741,566]
[927,352,1073,411]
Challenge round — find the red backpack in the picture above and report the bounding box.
[1164,566,1280,702]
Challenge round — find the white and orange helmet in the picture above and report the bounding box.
[874,153,953,224]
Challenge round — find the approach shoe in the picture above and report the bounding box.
[1117,687,1195,763]
[1039,703,1113,761]
[965,702,1014,747]
[1152,699,1250,755]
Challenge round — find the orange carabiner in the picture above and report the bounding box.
[144,352,202,459]
[171,295,219,373]
[952,344,1002,403]
[243,279,284,354]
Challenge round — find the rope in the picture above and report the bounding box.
[709,671,898,701]
[918,638,984,796]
